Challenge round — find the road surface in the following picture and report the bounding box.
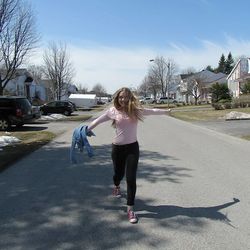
[0,112,249,250]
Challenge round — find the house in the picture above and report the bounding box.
[168,75,182,101]
[2,68,79,104]
[177,74,193,103]
[61,84,78,101]
[37,79,54,102]
[3,69,33,98]
[2,69,51,104]
[178,70,227,103]
[227,58,250,98]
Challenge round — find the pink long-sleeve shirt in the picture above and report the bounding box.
[88,107,168,145]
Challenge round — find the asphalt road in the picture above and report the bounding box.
[0,111,250,249]
[193,119,250,137]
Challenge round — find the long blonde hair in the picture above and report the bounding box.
[113,87,143,121]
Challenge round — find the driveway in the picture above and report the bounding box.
[193,119,250,137]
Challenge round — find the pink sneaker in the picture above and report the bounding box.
[112,186,121,198]
[128,210,138,224]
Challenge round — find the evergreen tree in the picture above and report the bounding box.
[225,52,234,74]
[210,82,231,103]
[216,54,226,73]
[241,81,250,94]
[206,65,215,72]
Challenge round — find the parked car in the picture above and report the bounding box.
[139,97,155,104]
[68,101,77,111]
[156,97,178,104]
[40,100,74,116]
[0,96,36,131]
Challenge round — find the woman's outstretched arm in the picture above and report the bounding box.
[142,108,171,116]
[87,112,111,131]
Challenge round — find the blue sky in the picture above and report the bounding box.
[30,0,250,94]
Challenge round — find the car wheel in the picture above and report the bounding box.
[41,110,47,115]
[64,110,70,116]
[0,118,11,131]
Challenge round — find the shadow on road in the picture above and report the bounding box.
[10,125,49,131]
[136,198,240,227]
[0,143,235,249]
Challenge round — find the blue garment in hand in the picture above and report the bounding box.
[70,125,95,164]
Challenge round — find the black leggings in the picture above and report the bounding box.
[111,141,139,206]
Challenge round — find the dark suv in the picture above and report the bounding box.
[40,100,74,116]
[0,96,35,131]
[156,97,178,104]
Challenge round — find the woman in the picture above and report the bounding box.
[87,87,170,224]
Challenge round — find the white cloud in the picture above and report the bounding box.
[28,36,250,94]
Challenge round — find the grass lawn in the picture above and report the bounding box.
[170,107,250,121]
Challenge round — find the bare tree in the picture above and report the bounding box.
[76,83,88,94]
[138,73,160,100]
[0,0,39,95]
[27,64,45,82]
[43,41,75,100]
[185,74,207,105]
[91,83,107,96]
[150,56,177,98]
[138,76,150,97]
[181,67,196,74]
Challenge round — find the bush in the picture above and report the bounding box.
[212,103,225,110]
[224,102,232,109]
[233,94,250,108]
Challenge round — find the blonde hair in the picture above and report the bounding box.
[113,87,143,121]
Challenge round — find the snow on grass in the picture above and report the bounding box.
[0,133,21,150]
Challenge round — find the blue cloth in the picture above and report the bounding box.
[70,125,95,164]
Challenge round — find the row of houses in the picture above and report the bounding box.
[2,69,111,107]
[2,68,78,104]
[176,70,227,103]
[2,57,250,105]
[146,57,250,103]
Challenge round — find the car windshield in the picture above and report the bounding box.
[47,102,56,107]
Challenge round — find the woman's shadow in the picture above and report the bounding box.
[137,198,240,226]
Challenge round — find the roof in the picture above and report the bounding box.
[227,58,250,80]
[186,70,227,84]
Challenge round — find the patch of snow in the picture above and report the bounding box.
[224,111,250,120]
[0,135,21,150]
[39,114,67,120]
[0,113,65,150]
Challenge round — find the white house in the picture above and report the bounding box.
[227,58,250,98]
[3,68,79,104]
[178,70,227,103]
[3,69,53,104]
